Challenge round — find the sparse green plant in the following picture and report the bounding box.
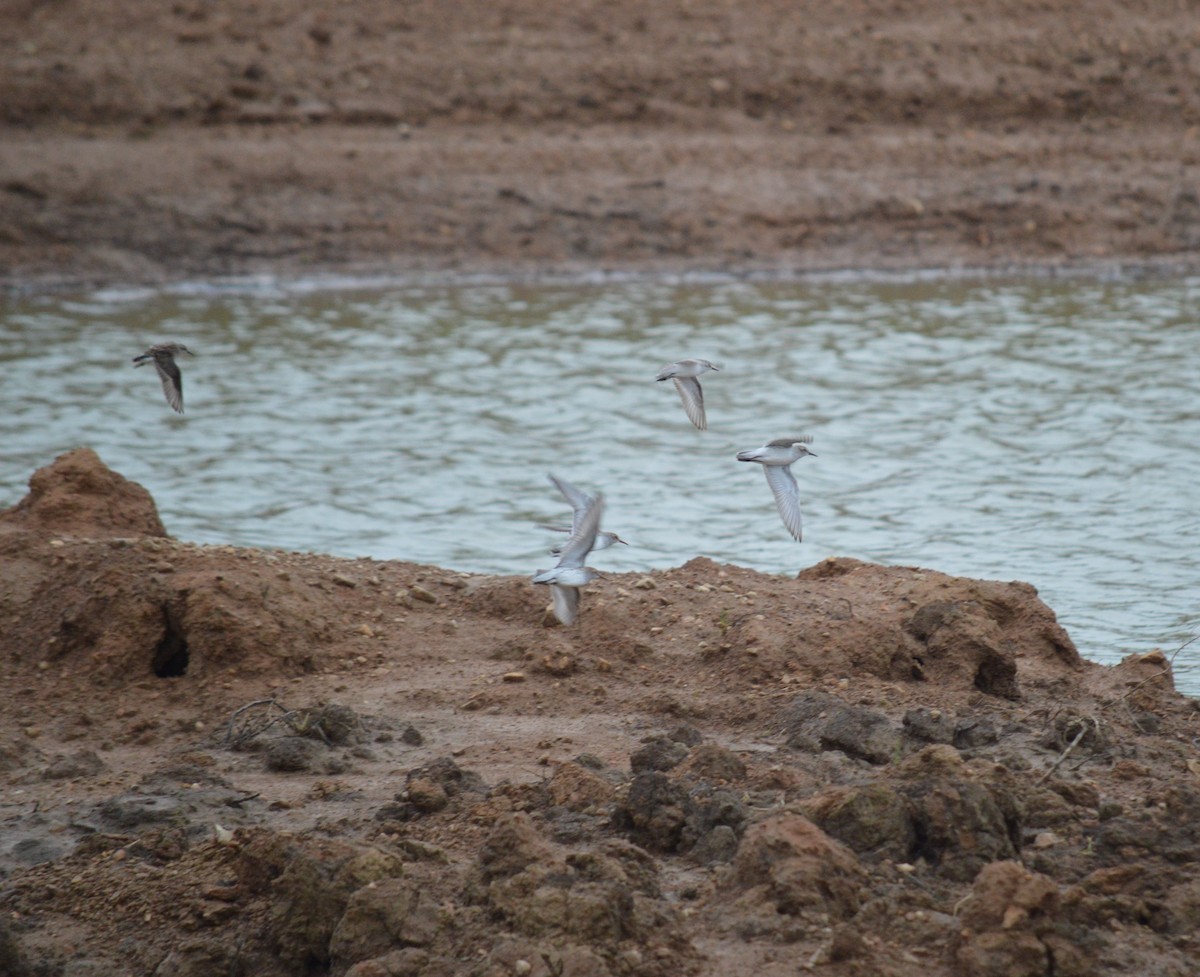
[717,609,732,636]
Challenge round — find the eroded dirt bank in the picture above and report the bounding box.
[1,447,1197,977]
[2,0,1200,287]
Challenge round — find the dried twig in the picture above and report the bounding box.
[828,596,854,619]
[223,698,361,749]
[952,890,976,917]
[223,698,288,747]
[1036,717,1096,785]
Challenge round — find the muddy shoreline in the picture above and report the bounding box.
[4,117,1199,293]
[3,1,1200,289]
[7,253,1200,299]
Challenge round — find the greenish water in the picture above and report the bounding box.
[3,275,1198,693]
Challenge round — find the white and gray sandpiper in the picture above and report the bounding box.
[133,342,195,414]
[736,435,818,541]
[531,474,608,626]
[539,472,627,556]
[655,358,721,431]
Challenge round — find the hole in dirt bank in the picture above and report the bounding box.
[152,613,189,678]
[973,655,1018,699]
[907,815,936,867]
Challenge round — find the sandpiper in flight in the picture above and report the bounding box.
[654,358,721,431]
[532,480,607,626]
[540,472,627,556]
[133,343,195,414]
[736,435,817,541]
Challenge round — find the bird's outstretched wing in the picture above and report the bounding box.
[672,376,707,430]
[764,465,804,540]
[550,585,580,625]
[555,493,605,567]
[547,473,594,535]
[155,357,185,413]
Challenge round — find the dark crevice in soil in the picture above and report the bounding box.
[152,606,189,677]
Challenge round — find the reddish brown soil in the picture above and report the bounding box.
[2,448,1198,977]
[2,0,1199,287]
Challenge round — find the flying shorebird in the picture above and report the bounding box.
[133,343,195,414]
[654,358,721,431]
[540,472,627,556]
[735,436,818,541]
[531,484,606,626]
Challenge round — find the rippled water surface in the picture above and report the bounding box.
[3,276,1198,692]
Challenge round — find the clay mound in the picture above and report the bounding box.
[0,447,167,539]
[816,561,1081,697]
[688,556,1081,699]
